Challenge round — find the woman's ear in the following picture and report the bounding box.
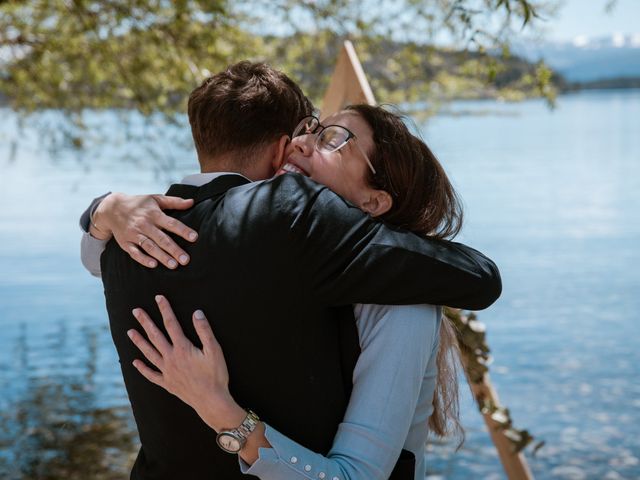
[361,189,393,217]
[271,135,290,172]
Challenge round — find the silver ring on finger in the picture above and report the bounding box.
[138,237,149,248]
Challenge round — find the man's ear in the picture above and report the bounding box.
[361,189,393,217]
[271,135,290,172]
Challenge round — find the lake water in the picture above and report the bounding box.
[1,89,639,479]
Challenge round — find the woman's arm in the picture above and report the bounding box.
[128,296,440,479]
[240,303,440,480]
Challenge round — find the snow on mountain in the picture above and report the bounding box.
[513,34,640,82]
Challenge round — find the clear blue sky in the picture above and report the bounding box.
[545,0,639,40]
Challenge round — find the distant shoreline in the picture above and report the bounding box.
[564,77,640,92]
[2,84,639,111]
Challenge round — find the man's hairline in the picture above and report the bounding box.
[197,137,282,171]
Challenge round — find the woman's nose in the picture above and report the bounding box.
[292,135,313,156]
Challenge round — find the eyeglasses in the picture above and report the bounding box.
[291,116,377,175]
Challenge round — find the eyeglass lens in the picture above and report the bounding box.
[292,117,319,138]
[317,128,350,153]
[293,117,350,153]
[291,116,378,177]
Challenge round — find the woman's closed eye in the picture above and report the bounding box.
[326,138,341,150]
[321,130,343,150]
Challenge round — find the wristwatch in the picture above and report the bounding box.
[215,410,260,454]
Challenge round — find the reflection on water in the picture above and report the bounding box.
[1,89,639,479]
[0,323,136,479]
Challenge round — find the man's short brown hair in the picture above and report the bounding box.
[188,61,314,163]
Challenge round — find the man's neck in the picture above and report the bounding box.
[200,166,245,175]
[200,158,253,180]
[199,151,273,181]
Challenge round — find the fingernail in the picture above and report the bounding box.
[127,329,134,338]
[189,232,198,241]
[179,254,189,264]
[155,295,163,303]
[168,259,178,269]
[132,308,139,317]
[194,310,205,320]
[149,260,157,268]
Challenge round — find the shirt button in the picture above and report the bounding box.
[290,456,298,464]
[332,477,340,480]
[318,473,326,479]
[304,464,312,472]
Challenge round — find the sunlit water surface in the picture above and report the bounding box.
[1,89,639,479]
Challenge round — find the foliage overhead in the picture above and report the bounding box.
[0,0,554,113]
[0,0,560,154]
[0,0,262,114]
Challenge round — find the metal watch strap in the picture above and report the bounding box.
[235,410,259,439]
[216,410,260,453]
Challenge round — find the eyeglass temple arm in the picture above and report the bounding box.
[352,137,377,175]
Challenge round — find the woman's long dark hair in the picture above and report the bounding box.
[346,104,465,441]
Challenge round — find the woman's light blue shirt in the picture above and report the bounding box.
[241,304,442,480]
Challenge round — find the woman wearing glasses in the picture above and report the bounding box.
[101,105,465,479]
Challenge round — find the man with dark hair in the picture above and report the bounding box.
[80,61,500,479]
[187,61,313,175]
[82,61,315,272]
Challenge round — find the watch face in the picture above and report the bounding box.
[216,432,242,453]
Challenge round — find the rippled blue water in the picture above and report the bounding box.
[1,89,638,479]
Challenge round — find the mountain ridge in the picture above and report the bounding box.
[513,34,640,82]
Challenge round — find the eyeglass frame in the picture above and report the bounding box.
[291,115,377,175]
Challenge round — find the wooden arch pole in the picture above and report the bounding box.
[320,41,535,480]
[470,373,534,480]
[320,40,376,117]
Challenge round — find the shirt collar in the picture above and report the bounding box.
[180,172,251,187]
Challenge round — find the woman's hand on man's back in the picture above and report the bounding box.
[91,192,198,269]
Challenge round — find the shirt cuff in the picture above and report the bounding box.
[238,424,327,479]
[80,230,108,277]
[79,192,111,233]
[238,445,280,475]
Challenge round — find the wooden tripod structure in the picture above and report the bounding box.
[320,41,534,480]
